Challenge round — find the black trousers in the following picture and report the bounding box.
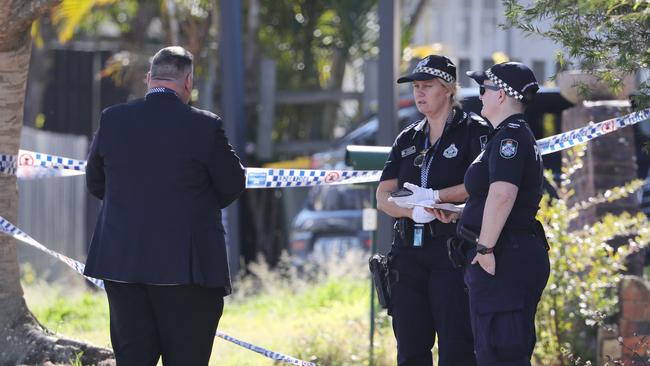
[104,281,225,366]
[388,236,477,366]
[464,231,550,366]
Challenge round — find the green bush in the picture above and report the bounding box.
[534,146,650,365]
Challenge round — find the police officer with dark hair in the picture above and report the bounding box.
[459,62,550,366]
[376,55,490,366]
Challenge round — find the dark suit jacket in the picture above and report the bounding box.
[84,92,245,293]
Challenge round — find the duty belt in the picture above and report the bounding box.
[393,217,457,247]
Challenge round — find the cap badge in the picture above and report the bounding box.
[416,56,430,69]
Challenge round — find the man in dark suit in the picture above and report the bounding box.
[84,46,245,366]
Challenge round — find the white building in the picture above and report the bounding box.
[408,0,561,87]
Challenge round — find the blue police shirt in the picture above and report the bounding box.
[380,107,491,203]
[460,113,544,229]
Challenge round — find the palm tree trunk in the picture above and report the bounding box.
[0,1,114,364]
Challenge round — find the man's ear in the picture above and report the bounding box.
[185,73,193,93]
[498,89,506,105]
[145,71,151,86]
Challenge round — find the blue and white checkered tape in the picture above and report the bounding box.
[245,168,382,188]
[536,108,650,155]
[2,108,649,187]
[0,150,87,179]
[0,215,104,289]
[0,214,319,366]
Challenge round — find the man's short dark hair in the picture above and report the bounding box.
[150,46,193,81]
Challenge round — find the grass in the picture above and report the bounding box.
[23,251,398,366]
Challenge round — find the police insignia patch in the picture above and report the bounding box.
[443,144,458,158]
[401,146,416,157]
[499,139,518,159]
[416,56,430,68]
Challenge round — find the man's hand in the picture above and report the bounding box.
[471,252,496,275]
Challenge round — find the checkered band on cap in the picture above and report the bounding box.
[413,67,455,83]
[485,69,524,100]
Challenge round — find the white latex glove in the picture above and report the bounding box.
[403,182,439,203]
[411,200,437,223]
[388,193,416,208]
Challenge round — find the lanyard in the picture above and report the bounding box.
[420,110,455,188]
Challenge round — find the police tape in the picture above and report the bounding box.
[0,216,105,288]
[216,332,317,366]
[245,168,382,188]
[536,107,650,155]
[0,215,319,366]
[1,108,649,187]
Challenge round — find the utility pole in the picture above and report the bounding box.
[220,0,245,276]
[377,0,400,254]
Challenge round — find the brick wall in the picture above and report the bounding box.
[619,276,650,364]
[561,102,648,365]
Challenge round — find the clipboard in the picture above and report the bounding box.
[410,202,465,213]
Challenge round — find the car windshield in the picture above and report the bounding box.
[306,186,371,211]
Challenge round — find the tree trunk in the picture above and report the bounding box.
[0,1,114,364]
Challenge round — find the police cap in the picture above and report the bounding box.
[397,55,456,84]
[467,62,539,103]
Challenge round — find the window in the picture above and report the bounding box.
[481,0,498,38]
[533,60,546,84]
[459,58,471,87]
[483,58,493,71]
[461,0,473,45]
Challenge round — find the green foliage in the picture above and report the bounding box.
[38,292,110,334]
[257,0,378,143]
[502,0,650,108]
[534,145,650,365]
[69,352,84,366]
[24,251,397,365]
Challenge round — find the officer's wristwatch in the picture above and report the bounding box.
[476,243,494,255]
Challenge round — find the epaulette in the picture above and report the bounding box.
[394,119,422,141]
[412,118,427,132]
[468,112,489,127]
[507,122,521,128]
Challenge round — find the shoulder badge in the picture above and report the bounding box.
[443,143,458,158]
[499,139,518,159]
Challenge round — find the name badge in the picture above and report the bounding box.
[401,146,416,157]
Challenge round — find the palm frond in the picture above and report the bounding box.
[50,0,117,43]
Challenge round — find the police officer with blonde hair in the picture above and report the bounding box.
[376,55,490,366]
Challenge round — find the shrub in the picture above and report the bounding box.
[534,145,650,365]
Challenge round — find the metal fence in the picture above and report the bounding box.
[17,126,88,282]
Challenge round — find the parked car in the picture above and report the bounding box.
[290,87,613,259]
[289,184,373,262]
